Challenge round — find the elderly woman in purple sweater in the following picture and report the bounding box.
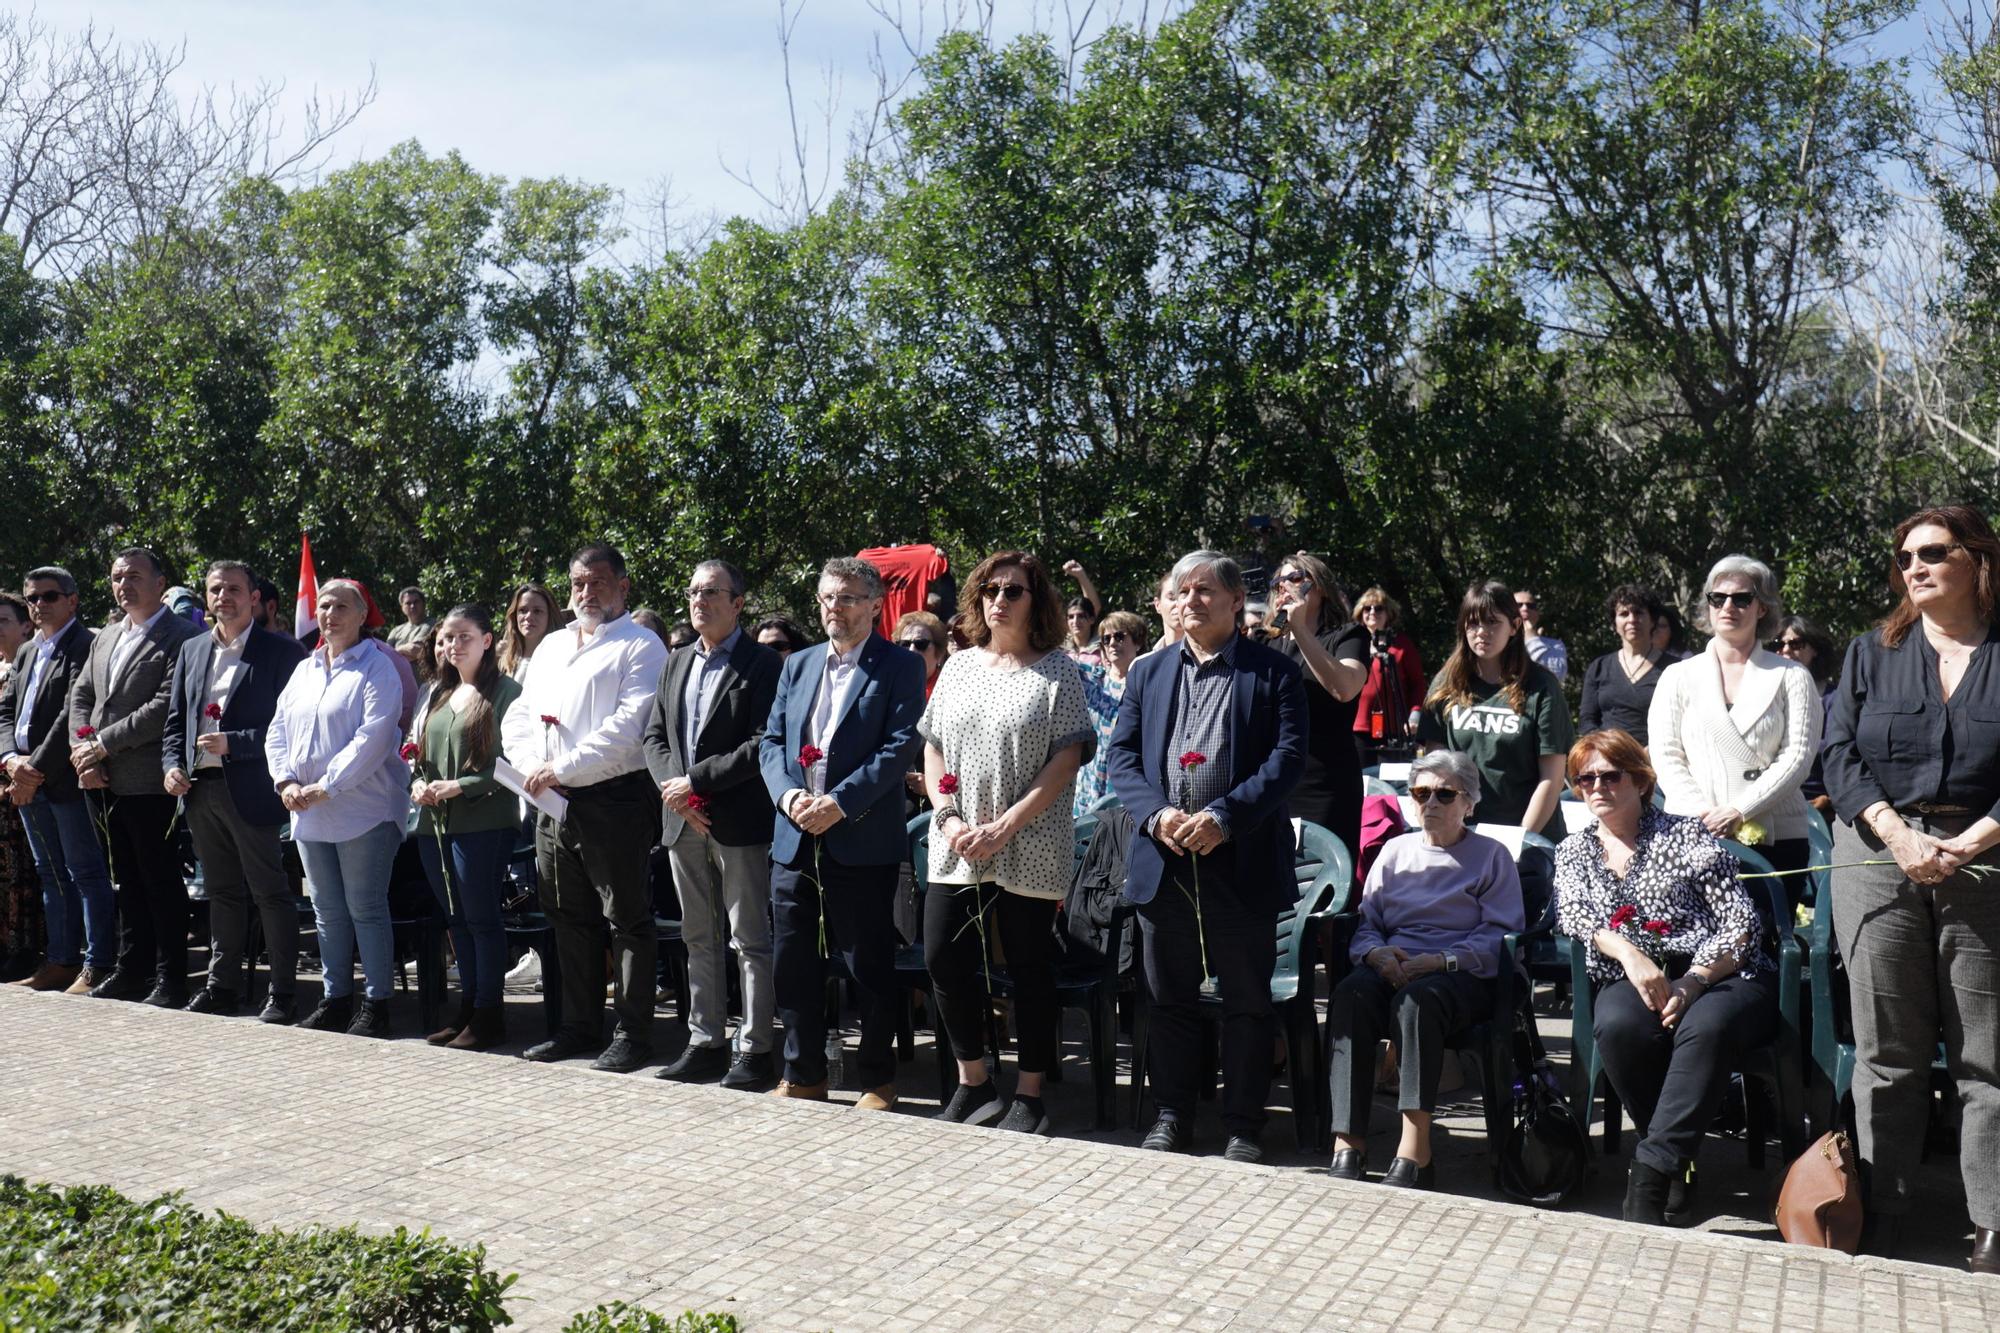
[1327,748,1525,1188]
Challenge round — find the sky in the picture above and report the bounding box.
[48,0,1109,237]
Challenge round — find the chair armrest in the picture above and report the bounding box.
[1777,935,1803,1032]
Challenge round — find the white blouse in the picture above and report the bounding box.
[1646,643,1822,842]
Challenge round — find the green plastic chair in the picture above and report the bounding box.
[1804,807,1834,908]
[1563,839,1807,1167]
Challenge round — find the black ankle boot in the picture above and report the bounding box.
[1623,1160,1670,1225]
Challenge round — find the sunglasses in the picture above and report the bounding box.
[1773,638,1808,652]
[1099,630,1132,646]
[1705,591,1757,610]
[1896,542,1965,571]
[1516,599,1539,610]
[899,637,937,652]
[23,591,68,605]
[1274,572,1312,586]
[1572,769,1626,789]
[980,582,1029,603]
[1409,786,1462,806]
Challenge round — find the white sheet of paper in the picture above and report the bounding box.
[495,756,568,822]
[1377,762,1412,784]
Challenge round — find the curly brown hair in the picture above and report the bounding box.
[958,551,1065,652]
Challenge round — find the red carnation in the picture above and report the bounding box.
[539,714,559,727]
[799,744,824,767]
[203,703,224,721]
[1607,904,1638,930]
[1178,750,1207,771]
[685,791,711,814]
[74,725,96,740]
[938,773,960,797]
[1642,920,1671,936]
[399,742,419,762]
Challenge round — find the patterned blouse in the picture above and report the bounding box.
[1071,660,1126,818]
[1553,807,1772,985]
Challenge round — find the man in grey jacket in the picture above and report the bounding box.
[68,548,202,1005]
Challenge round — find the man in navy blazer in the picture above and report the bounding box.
[163,561,307,1021]
[759,556,925,1107]
[1108,550,1306,1162]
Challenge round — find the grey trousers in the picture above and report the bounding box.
[185,776,296,996]
[1831,814,2000,1229]
[667,831,774,1053]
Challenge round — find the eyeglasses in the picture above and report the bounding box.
[1571,769,1626,789]
[980,582,1029,603]
[1099,630,1132,646]
[1409,786,1462,806]
[1896,542,1965,571]
[23,591,68,605]
[816,593,869,610]
[1774,638,1808,653]
[1274,572,1311,587]
[1705,591,1757,610]
[899,637,937,652]
[686,586,732,601]
[1516,599,1539,611]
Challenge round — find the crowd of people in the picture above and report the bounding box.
[2,504,1996,1275]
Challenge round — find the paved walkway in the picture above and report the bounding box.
[2,988,1995,1330]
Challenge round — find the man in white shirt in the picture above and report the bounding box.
[67,548,202,1006]
[501,542,669,1072]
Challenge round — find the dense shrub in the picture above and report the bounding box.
[561,1306,741,1333]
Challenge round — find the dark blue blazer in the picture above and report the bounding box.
[758,633,925,866]
[161,623,307,826]
[1106,633,1307,912]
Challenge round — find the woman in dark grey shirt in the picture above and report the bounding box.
[1579,585,1671,744]
[1822,503,2000,1273]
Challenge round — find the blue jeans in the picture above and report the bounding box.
[18,793,117,969]
[419,826,510,1008]
[299,822,401,1001]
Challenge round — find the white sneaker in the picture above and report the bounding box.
[503,951,542,994]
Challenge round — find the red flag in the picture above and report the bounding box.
[295,533,320,638]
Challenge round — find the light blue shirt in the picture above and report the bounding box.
[681,626,743,760]
[264,638,410,843]
[13,620,73,753]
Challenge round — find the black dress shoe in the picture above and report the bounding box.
[259,992,297,1025]
[1971,1226,1998,1276]
[591,1036,652,1073]
[142,981,189,1009]
[299,995,354,1032]
[522,1032,600,1063]
[1224,1136,1263,1165]
[1329,1149,1365,1181]
[346,998,392,1039]
[1382,1156,1436,1190]
[1140,1117,1192,1153]
[184,986,240,1016]
[656,1043,731,1082]
[719,1051,776,1090]
[87,969,151,1002]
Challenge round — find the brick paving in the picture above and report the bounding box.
[3,987,1997,1330]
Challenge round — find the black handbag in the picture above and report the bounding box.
[1498,1013,1590,1207]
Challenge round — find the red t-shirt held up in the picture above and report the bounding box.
[857,544,950,640]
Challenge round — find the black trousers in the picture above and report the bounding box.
[106,793,187,986]
[922,883,1059,1074]
[1138,854,1277,1138]
[535,771,659,1045]
[771,836,899,1088]
[1327,965,1491,1137]
[1594,968,1778,1174]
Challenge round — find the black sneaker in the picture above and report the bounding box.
[996,1096,1051,1136]
[1140,1117,1192,1153]
[346,999,392,1039]
[299,995,354,1031]
[259,993,297,1025]
[935,1080,1005,1126]
[184,986,240,1016]
[591,1036,652,1073]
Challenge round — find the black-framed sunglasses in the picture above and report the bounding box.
[1274,572,1312,587]
[1572,769,1626,789]
[899,636,937,653]
[1705,591,1757,610]
[980,582,1028,603]
[1896,542,1965,571]
[1409,785,1462,806]
[1772,637,1809,653]
[1099,630,1133,646]
[1516,598,1539,611]
[23,591,68,605]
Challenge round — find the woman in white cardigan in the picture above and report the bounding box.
[1647,555,1823,912]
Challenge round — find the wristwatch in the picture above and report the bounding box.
[1443,952,1459,974]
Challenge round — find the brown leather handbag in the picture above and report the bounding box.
[1775,1130,1863,1252]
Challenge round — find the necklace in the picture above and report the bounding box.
[1617,648,1658,685]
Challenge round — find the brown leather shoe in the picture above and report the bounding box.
[19,963,80,992]
[855,1084,897,1112]
[769,1079,829,1100]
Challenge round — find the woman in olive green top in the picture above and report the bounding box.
[409,604,522,1050]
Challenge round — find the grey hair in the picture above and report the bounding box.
[23,566,77,596]
[1168,550,1245,599]
[1411,750,1481,810]
[1244,601,1270,619]
[819,556,883,600]
[1697,553,1784,640]
[693,559,746,599]
[317,578,369,615]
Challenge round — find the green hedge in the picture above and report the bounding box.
[561,1307,740,1333]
